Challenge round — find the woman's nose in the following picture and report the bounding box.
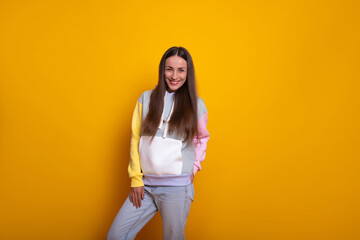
[172,71,178,79]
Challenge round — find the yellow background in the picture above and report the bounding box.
[1,0,359,239]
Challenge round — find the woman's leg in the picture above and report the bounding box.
[152,183,194,240]
[107,186,158,240]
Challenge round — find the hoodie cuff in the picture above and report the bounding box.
[130,176,144,187]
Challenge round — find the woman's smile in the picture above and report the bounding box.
[169,79,183,85]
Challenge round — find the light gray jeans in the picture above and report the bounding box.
[107,183,194,240]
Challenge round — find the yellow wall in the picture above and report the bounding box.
[1,0,359,239]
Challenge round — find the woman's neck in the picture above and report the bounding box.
[166,90,175,95]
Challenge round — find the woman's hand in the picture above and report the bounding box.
[130,186,144,209]
[190,173,195,183]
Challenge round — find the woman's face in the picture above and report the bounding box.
[164,55,187,92]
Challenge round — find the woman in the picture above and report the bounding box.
[107,46,209,240]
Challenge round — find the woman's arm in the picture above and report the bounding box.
[128,100,144,187]
[193,111,210,177]
[128,100,145,208]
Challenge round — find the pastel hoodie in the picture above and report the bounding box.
[128,90,209,187]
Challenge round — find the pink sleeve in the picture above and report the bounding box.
[193,112,210,176]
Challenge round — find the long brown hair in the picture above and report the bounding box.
[141,46,198,142]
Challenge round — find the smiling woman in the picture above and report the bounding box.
[107,46,210,240]
[165,56,187,92]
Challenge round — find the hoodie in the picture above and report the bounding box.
[128,90,209,187]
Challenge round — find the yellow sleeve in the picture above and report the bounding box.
[128,100,144,187]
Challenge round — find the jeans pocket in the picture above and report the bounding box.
[187,183,194,202]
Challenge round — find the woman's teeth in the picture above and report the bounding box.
[169,80,181,85]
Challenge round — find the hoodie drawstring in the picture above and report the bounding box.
[158,92,175,138]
